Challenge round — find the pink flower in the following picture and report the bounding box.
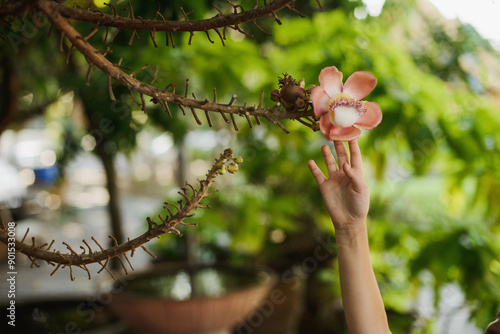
[310,66,382,141]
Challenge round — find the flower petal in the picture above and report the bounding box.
[310,86,331,117]
[343,71,377,100]
[355,101,382,129]
[318,66,343,97]
[328,126,362,141]
[319,113,333,139]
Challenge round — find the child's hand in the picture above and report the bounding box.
[308,140,370,231]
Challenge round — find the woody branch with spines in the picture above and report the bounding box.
[0,0,322,279]
[0,149,242,281]
[27,0,320,133]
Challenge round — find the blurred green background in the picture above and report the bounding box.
[1,0,499,333]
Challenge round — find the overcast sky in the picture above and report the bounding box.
[363,0,500,47]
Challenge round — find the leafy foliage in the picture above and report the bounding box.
[2,0,500,332]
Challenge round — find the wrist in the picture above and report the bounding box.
[334,221,368,247]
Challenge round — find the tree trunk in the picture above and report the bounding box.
[0,58,19,135]
[94,142,124,246]
[80,101,125,249]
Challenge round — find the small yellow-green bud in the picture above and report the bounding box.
[218,165,227,174]
[227,163,239,174]
[233,156,243,164]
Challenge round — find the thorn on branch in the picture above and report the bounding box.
[268,3,282,25]
[166,31,175,48]
[107,75,116,101]
[178,220,197,227]
[105,2,117,17]
[109,28,120,45]
[92,236,104,251]
[205,111,213,127]
[47,240,55,252]
[251,19,272,36]
[227,1,245,13]
[316,0,324,11]
[86,63,94,86]
[147,217,157,231]
[141,245,157,259]
[158,100,173,117]
[205,31,214,44]
[128,87,141,106]
[84,27,99,41]
[163,203,174,217]
[123,253,134,271]
[97,258,116,280]
[125,2,135,20]
[189,95,202,125]
[286,4,305,17]
[140,94,147,113]
[59,32,65,52]
[214,28,225,46]
[230,113,239,131]
[51,263,62,276]
[149,67,159,85]
[184,79,189,98]
[228,94,237,106]
[104,26,109,44]
[128,30,139,46]
[63,242,81,258]
[155,9,166,22]
[115,255,128,275]
[244,113,254,129]
[21,227,29,243]
[158,214,168,224]
[163,82,175,94]
[213,88,217,103]
[109,235,119,247]
[69,265,75,281]
[186,182,197,195]
[178,104,186,116]
[81,264,92,280]
[179,7,193,21]
[275,119,290,133]
[150,29,158,48]
[83,239,93,254]
[168,202,182,214]
[65,45,75,64]
[178,189,192,204]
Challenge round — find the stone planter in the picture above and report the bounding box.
[105,263,276,334]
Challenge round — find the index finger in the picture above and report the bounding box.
[308,159,327,186]
[348,139,363,175]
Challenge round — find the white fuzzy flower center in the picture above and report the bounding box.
[327,93,366,128]
[330,106,361,127]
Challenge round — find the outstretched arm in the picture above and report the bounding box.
[308,140,391,334]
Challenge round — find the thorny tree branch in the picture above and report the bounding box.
[53,0,302,33]
[0,149,240,281]
[31,0,318,133]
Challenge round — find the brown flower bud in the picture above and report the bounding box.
[270,90,281,102]
[280,85,306,106]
